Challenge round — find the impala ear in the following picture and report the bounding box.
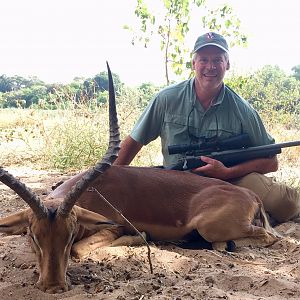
[74,206,119,230]
[0,209,30,235]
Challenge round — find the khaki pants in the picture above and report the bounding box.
[230,172,300,223]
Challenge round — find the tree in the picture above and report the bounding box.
[93,72,123,93]
[2,85,48,108]
[81,72,123,104]
[0,74,44,93]
[0,75,13,93]
[292,65,300,80]
[137,82,161,107]
[226,65,300,123]
[125,0,247,84]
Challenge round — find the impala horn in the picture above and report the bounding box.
[58,62,121,217]
[0,167,48,218]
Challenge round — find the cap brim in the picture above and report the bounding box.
[193,43,229,53]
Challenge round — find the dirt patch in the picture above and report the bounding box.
[0,168,299,300]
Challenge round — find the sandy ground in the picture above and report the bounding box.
[0,167,299,300]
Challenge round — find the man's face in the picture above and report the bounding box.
[192,46,229,90]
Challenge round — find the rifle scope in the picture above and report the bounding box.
[168,133,252,155]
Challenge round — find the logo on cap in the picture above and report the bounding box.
[206,32,214,39]
[193,32,229,53]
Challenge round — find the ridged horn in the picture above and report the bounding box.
[57,62,121,217]
[0,167,48,218]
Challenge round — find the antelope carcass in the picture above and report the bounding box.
[0,63,279,294]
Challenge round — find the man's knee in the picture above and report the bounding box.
[231,172,300,223]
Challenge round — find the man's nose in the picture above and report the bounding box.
[207,61,217,69]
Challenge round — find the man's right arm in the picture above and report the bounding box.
[114,136,143,165]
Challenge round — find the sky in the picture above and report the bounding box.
[1,0,300,86]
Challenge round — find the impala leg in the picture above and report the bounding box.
[212,226,279,251]
[109,232,148,247]
[230,232,278,249]
[212,236,277,251]
[71,227,122,258]
[212,241,231,251]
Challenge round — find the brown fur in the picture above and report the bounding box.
[0,165,280,293]
[50,166,279,244]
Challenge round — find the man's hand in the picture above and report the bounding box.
[192,156,231,180]
[192,155,279,181]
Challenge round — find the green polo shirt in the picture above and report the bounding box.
[131,78,274,167]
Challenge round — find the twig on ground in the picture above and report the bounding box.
[88,187,153,274]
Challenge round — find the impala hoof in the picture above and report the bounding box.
[226,240,236,252]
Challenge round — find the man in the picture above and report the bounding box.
[114,32,300,224]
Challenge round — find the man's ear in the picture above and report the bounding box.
[192,59,196,70]
[226,60,230,70]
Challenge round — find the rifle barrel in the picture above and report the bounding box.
[213,140,300,155]
[168,140,300,171]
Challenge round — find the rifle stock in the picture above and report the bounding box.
[168,140,300,171]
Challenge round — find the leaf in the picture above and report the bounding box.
[128,0,247,84]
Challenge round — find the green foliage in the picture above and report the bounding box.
[0,75,48,108]
[82,71,123,102]
[0,75,44,93]
[0,71,124,109]
[126,0,247,84]
[226,65,300,127]
[292,65,300,80]
[1,85,49,108]
[0,75,13,93]
[137,82,161,107]
[202,4,247,48]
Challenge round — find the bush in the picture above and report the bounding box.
[226,65,300,128]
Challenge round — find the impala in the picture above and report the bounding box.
[0,63,279,294]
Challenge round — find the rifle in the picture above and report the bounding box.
[167,134,300,171]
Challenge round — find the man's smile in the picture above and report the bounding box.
[203,73,217,78]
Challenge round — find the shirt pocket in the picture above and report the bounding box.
[164,114,188,126]
[162,114,191,151]
[202,117,243,140]
[164,114,189,137]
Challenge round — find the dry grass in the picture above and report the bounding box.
[0,109,49,166]
[263,122,300,190]
[0,107,113,170]
[0,105,162,171]
[0,108,299,189]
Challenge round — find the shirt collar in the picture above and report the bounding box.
[190,78,197,105]
[213,83,225,106]
[190,78,225,109]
